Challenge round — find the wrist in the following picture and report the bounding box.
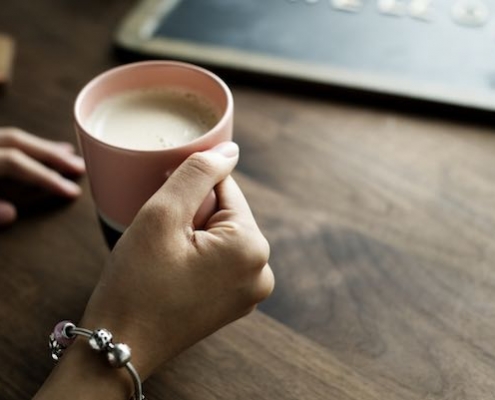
[78,311,183,380]
[34,337,134,400]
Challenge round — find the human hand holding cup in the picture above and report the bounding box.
[74,61,233,247]
[32,61,275,400]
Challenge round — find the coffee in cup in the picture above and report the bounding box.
[86,88,220,151]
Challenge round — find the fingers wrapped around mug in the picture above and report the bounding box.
[80,142,273,379]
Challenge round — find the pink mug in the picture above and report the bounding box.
[74,61,234,245]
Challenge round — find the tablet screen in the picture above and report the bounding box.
[115,0,495,112]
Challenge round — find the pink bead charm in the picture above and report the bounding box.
[49,320,77,360]
[53,320,75,347]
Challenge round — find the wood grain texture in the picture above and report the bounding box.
[235,91,495,397]
[1,0,495,399]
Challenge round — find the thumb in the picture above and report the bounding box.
[149,142,239,225]
[0,199,17,226]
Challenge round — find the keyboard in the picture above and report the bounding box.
[115,0,495,112]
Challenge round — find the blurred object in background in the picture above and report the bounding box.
[115,0,495,114]
[0,34,15,87]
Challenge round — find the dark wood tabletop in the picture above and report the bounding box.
[2,1,495,399]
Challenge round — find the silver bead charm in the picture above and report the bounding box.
[61,322,76,339]
[106,343,132,368]
[49,332,64,361]
[48,322,143,400]
[89,329,113,351]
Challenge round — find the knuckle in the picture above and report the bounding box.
[2,148,24,172]
[225,225,270,272]
[137,196,181,235]
[138,200,169,225]
[228,230,273,304]
[0,127,23,146]
[253,266,275,303]
[185,152,216,178]
[255,235,271,267]
[239,230,270,270]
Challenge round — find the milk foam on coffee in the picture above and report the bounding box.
[86,88,219,150]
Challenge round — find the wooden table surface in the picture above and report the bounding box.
[2,1,495,399]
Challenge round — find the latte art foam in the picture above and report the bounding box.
[86,88,220,150]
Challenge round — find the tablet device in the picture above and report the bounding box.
[115,0,495,112]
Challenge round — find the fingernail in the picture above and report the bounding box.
[0,202,17,226]
[69,156,86,172]
[57,142,75,152]
[60,179,81,196]
[208,142,239,158]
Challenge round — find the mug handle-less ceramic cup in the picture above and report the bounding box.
[74,61,234,247]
